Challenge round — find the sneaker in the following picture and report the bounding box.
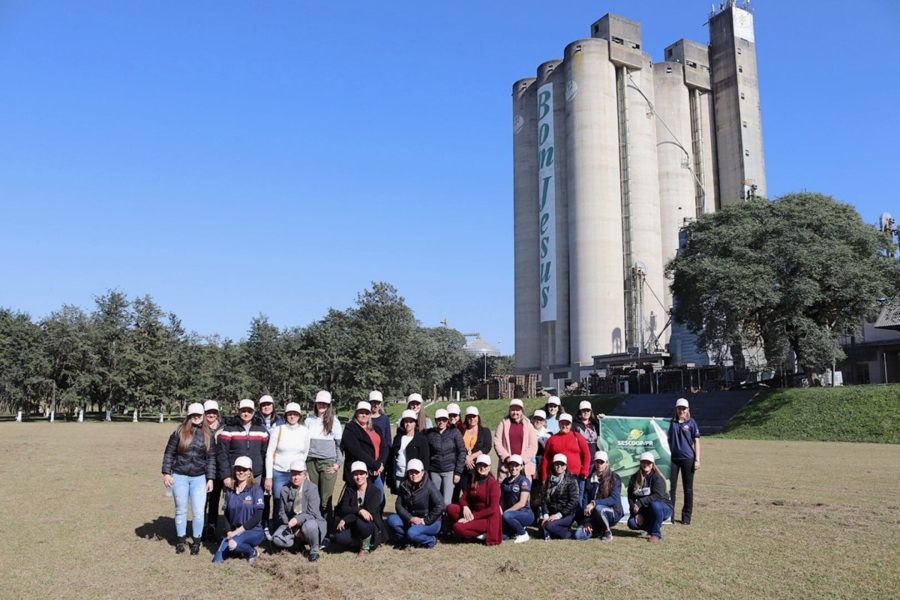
[681,517,692,526]
[264,527,272,542]
[190,541,201,555]
[647,535,660,543]
[514,533,530,544]
[308,551,319,563]
[600,532,613,542]
[320,536,331,550]
[248,549,259,565]
[175,537,186,554]
[476,533,486,541]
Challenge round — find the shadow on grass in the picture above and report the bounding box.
[135,516,178,545]
[718,390,792,436]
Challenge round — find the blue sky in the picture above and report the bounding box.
[2,1,898,347]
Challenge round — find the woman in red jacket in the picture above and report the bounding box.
[446,454,502,546]
[540,413,590,506]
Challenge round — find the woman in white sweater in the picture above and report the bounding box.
[265,402,311,531]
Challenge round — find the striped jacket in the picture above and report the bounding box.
[216,421,270,479]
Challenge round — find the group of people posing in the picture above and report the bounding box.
[161,392,700,563]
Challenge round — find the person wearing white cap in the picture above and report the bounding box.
[161,402,216,555]
[257,394,284,436]
[573,400,600,457]
[538,453,580,539]
[404,392,433,432]
[386,459,445,549]
[446,403,461,429]
[272,459,327,562]
[265,402,312,532]
[202,400,226,542]
[461,406,493,476]
[446,454,502,545]
[529,409,552,518]
[368,390,392,452]
[217,399,270,493]
[340,401,388,502]
[543,396,562,434]
[213,456,266,564]
[626,452,673,542]
[304,390,343,521]
[500,455,533,543]
[494,399,538,482]
[668,398,700,525]
[540,412,591,508]
[574,451,623,542]
[424,408,466,506]
[387,409,431,494]
[334,461,388,556]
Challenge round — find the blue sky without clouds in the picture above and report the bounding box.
[2,1,898,348]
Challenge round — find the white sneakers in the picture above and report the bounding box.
[514,533,530,544]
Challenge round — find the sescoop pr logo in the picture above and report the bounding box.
[617,428,654,447]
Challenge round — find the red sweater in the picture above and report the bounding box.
[459,475,503,545]
[540,431,591,480]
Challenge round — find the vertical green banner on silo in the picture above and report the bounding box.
[537,82,556,322]
[598,416,672,513]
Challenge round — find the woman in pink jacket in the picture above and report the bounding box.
[493,399,539,481]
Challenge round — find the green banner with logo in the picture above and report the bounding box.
[598,416,672,513]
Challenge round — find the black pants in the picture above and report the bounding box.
[334,519,377,548]
[669,458,695,521]
[205,479,223,533]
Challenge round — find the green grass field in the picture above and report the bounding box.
[3,422,899,599]
[719,384,900,444]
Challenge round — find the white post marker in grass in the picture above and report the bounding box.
[105,409,111,422]
[16,410,22,422]
[49,411,55,423]
[78,409,84,422]
[132,409,139,423]
[159,412,164,423]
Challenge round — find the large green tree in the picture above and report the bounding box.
[667,193,899,375]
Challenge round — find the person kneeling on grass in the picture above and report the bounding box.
[272,459,326,562]
[575,451,623,542]
[334,461,388,557]
[626,452,673,542]
[386,459,445,549]
[538,453,580,539]
[500,454,533,543]
[213,456,265,564]
[446,454,502,546]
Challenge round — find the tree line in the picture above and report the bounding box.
[0,282,500,416]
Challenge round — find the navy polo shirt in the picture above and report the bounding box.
[668,418,700,461]
[223,484,265,531]
[501,473,531,509]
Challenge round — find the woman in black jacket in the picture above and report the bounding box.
[386,458,445,549]
[387,409,431,494]
[626,452,673,542]
[334,461,388,556]
[425,408,466,506]
[161,402,216,555]
[538,453,581,540]
[216,399,270,489]
[340,401,390,501]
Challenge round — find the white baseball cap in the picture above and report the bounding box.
[435,409,449,420]
[533,409,547,420]
[259,395,274,405]
[400,409,417,422]
[350,461,368,473]
[447,403,460,415]
[355,401,372,413]
[547,396,561,406]
[284,402,302,415]
[203,400,220,413]
[639,452,655,463]
[407,393,423,404]
[507,454,523,465]
[406,459,425,473]
[552,453,568,465]
[369,390,383,403]
[233,456,253,470]
[315,390,332,405]
[238,399,255,411]
[558,412,573,423]
[289,459,307,472]
[475,454,492,467]
[187,403,204,417]
[579,400,592,411]
[509,398,523,408]
[675,398,690,408]
[466,406,479,416]
[594,450,609,463]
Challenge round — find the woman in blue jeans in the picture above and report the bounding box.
[575,450,623,541]
[213,456,266,563]
[626,452,673,542]
[500,455,533,543]
[386,459,445,549]
[161,402,216,555]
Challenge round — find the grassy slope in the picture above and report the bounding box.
[718,384,900,444]
[3,423,899,599]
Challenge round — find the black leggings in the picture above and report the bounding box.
[205,479,223,532]
[669,458,695,521]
